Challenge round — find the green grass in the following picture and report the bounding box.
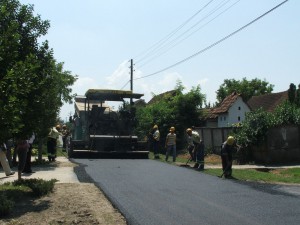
[149,152,189,164]
[0,179,57,217]
[149,151,300,184]
[204,168,300,184]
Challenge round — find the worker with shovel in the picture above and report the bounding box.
[186,128,205,170]
[220,136,236,178]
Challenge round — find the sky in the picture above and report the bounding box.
[18,0,300,122]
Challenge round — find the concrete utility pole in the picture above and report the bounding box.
[130,59,133,105]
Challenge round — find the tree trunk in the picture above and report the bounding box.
[38,138,44,162]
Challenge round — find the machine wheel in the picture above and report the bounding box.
[68,141,74,158]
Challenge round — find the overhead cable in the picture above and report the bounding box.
[134,0,288,81]
[138,0,240,69]
[120,80,130,90]
[134,0,215,64]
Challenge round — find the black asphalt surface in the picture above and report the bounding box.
[73,159,300,225]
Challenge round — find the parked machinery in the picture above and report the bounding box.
[68,89,148,158]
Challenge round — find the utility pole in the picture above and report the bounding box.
[130,59,133,105]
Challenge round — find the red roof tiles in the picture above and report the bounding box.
[247,91,288,112]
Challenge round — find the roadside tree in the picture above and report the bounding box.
[0,0,76,148]
[216,77,274,104]
[135,80,205,148]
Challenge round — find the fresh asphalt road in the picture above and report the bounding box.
[73,159,300,225]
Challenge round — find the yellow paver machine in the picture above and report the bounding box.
[68,89,148,158]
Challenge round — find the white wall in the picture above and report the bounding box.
[218,97,250,127]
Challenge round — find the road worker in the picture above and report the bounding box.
[47,125,61,162]
[152,125,160,159]
[186,128,204,170]
[221,136,236,178]
[165,127,176,162]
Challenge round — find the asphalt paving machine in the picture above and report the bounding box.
[68,89,148,158]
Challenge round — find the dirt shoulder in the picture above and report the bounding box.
[0,159,126,225]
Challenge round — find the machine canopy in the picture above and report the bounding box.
[85,89,144,101]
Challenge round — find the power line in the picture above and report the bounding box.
[134,0,288,81]
[134,0,215,64]
[138,0,240,69]
[120,80,130,90]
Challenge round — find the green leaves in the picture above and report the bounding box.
[135,81,205,147]
[216,77,274,104]
[235,101,300,148]
[0,0,76,141]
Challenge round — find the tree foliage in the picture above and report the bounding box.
[0,0,76,142]
[135,80,205,148]
[216,77,274,104]
[234,101,300,148]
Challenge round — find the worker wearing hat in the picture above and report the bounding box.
[221,136,236,178]
[186,128,205,170]
[165,127,176,162]
[47,124,61,162]
[152,125,160,159]
[61,124,70,152]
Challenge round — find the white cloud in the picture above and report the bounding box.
[133,71,183,102]
[72,77,99,96]
[197,78,209,86]
[105,60,130,89]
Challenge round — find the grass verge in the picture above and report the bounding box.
[149,151,300,184]
[204,168,300,184]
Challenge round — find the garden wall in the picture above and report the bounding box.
[253,125,300,164]
[194,127,233,154]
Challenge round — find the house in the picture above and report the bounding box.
[203,92,250,127]
[134,99,146,107]
[147,90,177,105]
[247,90,288,112]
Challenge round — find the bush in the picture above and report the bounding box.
[0,193,14,217]
[13,178,57,197]
[31,148,38,156]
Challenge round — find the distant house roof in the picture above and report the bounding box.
[200,108,218,120]
[200,92,241,120]
[134,99,146,107]
[211,92,241,114]
[247,91,288,112]
[147,90,177,105]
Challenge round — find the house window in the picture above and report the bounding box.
[224,116,226,121]
[238,116,241,121]
[238,106,241,110]
[220,117,222,121]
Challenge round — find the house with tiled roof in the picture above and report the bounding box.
[204,92,250,127]
[247,90,288,112]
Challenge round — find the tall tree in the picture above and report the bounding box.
[135,80,205,148]
[216,77,274,104]
[0,0,76,142]
[296,84,300,107]
[288,83,296,104]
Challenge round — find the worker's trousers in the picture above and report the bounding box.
[0,150,13,176]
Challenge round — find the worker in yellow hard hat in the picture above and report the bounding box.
[220,136,236,178]
[151,125,160,159]
[47,125,61,162]
[61,124,70,152]
[165,127,176,162]
[186,127,205,170]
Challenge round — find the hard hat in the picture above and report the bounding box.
[153,125,158,129]
[186,128,192,133]
[227,136,235,146]
[169,127,175,132]
[56,124,61,129]
[63,124,67,128]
